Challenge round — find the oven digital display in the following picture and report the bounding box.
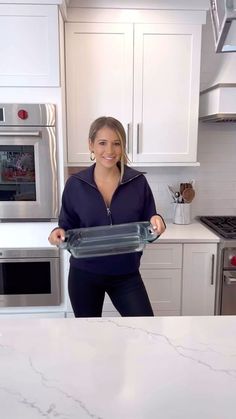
[0,108,4,122]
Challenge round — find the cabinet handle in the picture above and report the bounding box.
[127,123,131,154]
[211,254,215,285]
[137,123,141,154]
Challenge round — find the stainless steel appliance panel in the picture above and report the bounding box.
[0,247,60,307]
[0,104,58,220]
[222,271,236,315]
[0,103,55,126]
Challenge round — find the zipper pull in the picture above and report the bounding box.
[107,207,112,225]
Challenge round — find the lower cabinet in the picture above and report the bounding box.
[102,243,182,316]
[182,243,217,315]
[0,312,65,319]
[141,269,181,316]
[64,241,218,317]
[141,243,182,316]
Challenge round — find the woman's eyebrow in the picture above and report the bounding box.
[97,138,120,142]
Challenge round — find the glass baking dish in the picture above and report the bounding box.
[59,221,159,258]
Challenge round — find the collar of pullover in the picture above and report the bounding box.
[72,164,144,186]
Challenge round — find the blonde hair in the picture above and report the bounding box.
[89,116,129,180]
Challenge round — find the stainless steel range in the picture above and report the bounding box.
[200,216,236,315]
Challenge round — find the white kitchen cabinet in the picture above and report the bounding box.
[133,23,201,164]
[140,243,182,316]
[65,22,133,164]
[0,312,65,319]
[103,243,182,316]
[0,4,60,87]
[65,20,202,165]
[64,240,218,318]
[182,243,217,315]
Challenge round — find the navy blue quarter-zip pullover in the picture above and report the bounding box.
[59,164,162,275]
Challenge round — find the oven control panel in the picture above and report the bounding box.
[0,103,55,126]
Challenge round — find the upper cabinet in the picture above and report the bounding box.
[65,9,206,166]
[65,22,133,164]
[133,23,201,164]
[0,5,60,87]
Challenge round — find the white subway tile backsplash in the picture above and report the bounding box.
[145,11,236,223]
[145,122,236,222]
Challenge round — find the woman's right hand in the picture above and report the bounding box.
[48,228,66,246]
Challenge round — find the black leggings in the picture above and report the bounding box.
[68,266,154,318]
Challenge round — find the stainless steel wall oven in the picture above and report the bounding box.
[0,103,58,221]
[0,248,60,307]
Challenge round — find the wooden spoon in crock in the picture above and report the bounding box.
[182,187,195,203]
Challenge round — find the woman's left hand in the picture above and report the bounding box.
[150,215,166,236]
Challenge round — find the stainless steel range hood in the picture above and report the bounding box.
[199,83,236,122]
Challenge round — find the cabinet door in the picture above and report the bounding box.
[102,269,181,317]
[65,22,133,164]
[141,268,181,316]
[133,23,201,163]
[141,243,182,315]
[182,243,217,315]
[0,5,59,87]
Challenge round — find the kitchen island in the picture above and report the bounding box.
[0,315,236,419]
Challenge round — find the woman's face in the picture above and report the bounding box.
[89,126,122,169]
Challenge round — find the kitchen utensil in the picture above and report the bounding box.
[59,222,159,258]
[182,187,195,203]
[175,191,181,203]
[168,185,177,202]
[180,182,192,194]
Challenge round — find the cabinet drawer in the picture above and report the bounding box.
[141,244,182,269]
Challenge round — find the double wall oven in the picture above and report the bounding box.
[200,216,236,315]
[0,103,58,221]
[0,104,61,308]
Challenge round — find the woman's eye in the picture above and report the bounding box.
[114,142,121,147]
[98,141,106,146]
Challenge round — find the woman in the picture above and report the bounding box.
[48,116,166,317]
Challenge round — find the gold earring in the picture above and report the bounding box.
[90,151,95,161]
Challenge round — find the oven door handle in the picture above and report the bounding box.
[224,272,236,285]
[0,131,41,137]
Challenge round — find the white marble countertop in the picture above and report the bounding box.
[0,315,235,419]
[0,220,219,248]
[158,220,220,243]
[0,222,57,248]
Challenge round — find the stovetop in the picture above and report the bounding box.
[200,216,236,239]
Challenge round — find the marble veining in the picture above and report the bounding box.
[0,316,236,419]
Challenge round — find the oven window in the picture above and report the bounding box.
[0,261,51,294]
[0,145,36,201]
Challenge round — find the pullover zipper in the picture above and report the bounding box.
[76,178,114,224]
[76,172,142,226]
[107,207,112,225]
